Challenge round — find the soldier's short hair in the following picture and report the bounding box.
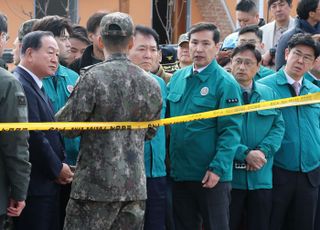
[288,33,320,58]
[188,22,220,44]
[20,31,54,56]
[0,13,7,33]
[134,25,160,50]
[231,43,262,63]
[32,15,72,37]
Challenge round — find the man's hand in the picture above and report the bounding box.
[245,150,267,171]
[7,199,25,217]
[312,34,320,42]
[202,170,220,188]
[55,163,74,185]
[262,51,273,67]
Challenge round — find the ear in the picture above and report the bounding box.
[88,32,95,43]
[23,47,34,63]
[128,36,134,50]
[257,60,261,68]
[309,10,316,19]
[98,36,104,49]
[215,42,220,50]
[284,48,289,61]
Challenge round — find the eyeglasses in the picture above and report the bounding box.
[233,58,257,68]
[291,50,315,64]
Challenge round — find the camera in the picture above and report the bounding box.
[269,48,276,58]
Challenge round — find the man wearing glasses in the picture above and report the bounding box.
[229,43,284,230]
[259,33,320,230]
[237,25,275,80]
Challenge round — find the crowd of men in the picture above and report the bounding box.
[0,0,320,230]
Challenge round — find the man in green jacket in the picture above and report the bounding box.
[229,44,285,230]
[0,13,31,229]
[167,22,242,230]
[128,25,167,230]
[259,33,320,230]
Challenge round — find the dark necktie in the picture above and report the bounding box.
[52,75,58,90]
[193,70,199,76]
[40,86,46,94]
[243,91,250,105]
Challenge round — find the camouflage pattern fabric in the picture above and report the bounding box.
[64,199,145,230]
[55,53,162,202]
[100,12,133,37]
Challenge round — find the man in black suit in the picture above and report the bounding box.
[13,31,74,230]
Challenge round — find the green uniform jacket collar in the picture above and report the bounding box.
[250,81,263,101]
[276,68,312,91]
[56,64,69,78]
[185,59,219,82]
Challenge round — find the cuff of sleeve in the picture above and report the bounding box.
[11,191,27,202]
[238,148,250,161]
[208,166,223,178]
[51,163,63,180]
[257,146,270,158]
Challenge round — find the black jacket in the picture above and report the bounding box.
[69,45,102,74]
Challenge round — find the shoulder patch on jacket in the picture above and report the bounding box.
[17,95,27,106]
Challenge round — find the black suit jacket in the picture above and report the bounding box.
[14,66,65,196]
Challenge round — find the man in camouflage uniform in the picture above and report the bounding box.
[56,12,162,230]
[0,13,31,230]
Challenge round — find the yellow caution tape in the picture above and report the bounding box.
[1,92,320,131]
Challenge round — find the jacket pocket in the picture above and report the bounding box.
[190,95,217,113]
[167,93,182,103]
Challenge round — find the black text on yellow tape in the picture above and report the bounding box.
[1,92,320,131]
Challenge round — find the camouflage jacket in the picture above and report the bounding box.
[56,53,162,202]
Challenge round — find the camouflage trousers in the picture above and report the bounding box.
[63,199,145,230]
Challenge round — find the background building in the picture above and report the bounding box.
[1,0,299,49]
